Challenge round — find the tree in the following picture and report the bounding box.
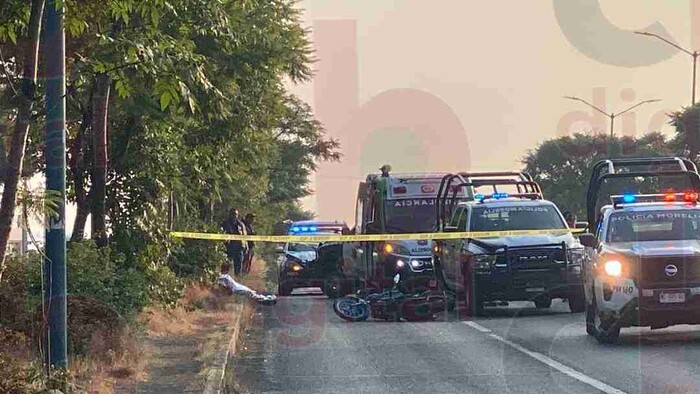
[522,133,676,218]
[670,104,700,161]
[0,0,44,283]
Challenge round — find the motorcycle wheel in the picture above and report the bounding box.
[333,296,370,322]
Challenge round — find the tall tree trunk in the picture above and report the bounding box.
[0,0,44,284]
[69,110,91,242]
[91,73,110,246]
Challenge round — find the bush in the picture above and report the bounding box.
[24,241,149,320]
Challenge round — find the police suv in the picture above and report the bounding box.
[434,172,585,316]
[579,157,700,343]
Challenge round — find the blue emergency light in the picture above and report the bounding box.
[622,194,636,203]
[492,192,509,199]
[290,226,321,234]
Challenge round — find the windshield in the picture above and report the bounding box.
[383,198,436,233]
[607,210,700,242]
[287,243,318,252]
[469,204,566,231]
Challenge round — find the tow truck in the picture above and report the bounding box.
[335,166,470,294]
[578,157,700,343]
[433,172,586,316]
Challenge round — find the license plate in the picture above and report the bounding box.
[659,291,686,304]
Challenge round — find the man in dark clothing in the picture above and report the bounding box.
[221,208,247,275]
[242,213,256,275]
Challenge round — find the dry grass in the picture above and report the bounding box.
[71,330,150,393]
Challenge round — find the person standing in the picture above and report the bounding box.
[221,208,248,276]
[242,213,256,275]
[563,211,577,228]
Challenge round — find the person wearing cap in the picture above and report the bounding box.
[242,213,256,275]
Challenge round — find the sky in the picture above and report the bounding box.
[289,0,700,224]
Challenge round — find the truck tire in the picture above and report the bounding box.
[278,280,293,296]
[323,276,345,299]
[590,292,620,344]
[568,288,586,313]
[463,286,484,317]
[534,295,552,309]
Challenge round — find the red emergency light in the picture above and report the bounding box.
[662,191,698,202]
[684,191,699,202]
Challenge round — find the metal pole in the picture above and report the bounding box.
[609,113,615,139]
[693,52,697,105]
[44,0,67,369]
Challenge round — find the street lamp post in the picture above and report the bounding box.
[635,31,698,106]
[563,96,661,138]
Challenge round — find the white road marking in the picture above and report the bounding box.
[463,321,492,333]
[487,333,627,394]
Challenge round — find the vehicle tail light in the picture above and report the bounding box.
[393,186,407,194]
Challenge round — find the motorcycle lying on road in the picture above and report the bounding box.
[333,274,455,322]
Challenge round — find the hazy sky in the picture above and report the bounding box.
[291,0,698,224]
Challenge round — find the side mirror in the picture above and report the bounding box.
[353,248,364,258]
[578,233,597,248]
[275,245,284,253]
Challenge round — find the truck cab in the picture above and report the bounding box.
[339,166,470,292]
[579,157,700,343]
[433,172,586,316]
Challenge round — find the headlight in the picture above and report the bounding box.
[567,247,585,266]
[473,254,496,270]
[287,261,303,272]
[396,259,406,269]
[604,260,622,277]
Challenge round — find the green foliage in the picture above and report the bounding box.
[522,133,676,218]
[670,104,700,160]
[1,0,336,320]
[23,241,149,319]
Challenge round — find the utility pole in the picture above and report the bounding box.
[635,31,699,106]
[44,0,67,369]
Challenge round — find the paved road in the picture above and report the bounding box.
[232,289,700,394]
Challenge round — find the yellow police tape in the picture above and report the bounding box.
[170,228,586,243]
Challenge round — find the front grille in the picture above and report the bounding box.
[639,256,700,289]
[501,248,565,270]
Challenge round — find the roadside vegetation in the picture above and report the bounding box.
[0,0,337,391]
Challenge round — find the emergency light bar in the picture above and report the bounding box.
[611,192,699,208]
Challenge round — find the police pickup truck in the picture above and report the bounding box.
[277,220,349,297]
[433,173,585,316]
[579,157,700,343]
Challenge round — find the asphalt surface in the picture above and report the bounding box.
[232,288,700,394]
